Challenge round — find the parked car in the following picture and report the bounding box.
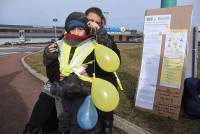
[4,42,12,45]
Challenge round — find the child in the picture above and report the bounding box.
[45,12,97,134]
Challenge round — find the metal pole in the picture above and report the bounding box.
[161,0,177,8]
[53,18,58,40]
[54,25,57,39]
[192,27,199,77]
[103,11,109,28]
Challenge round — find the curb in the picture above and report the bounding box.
[21,51,48,83]
[21,53,151,134]
[113,115,151,134]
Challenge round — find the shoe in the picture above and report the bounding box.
[59,131,72,134]
[103,127,112,134]
[23,123,42,134]
[100,120,113,134]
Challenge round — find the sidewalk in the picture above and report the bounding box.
[22,53,151,134]
[0,54,43,134]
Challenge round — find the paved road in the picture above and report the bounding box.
[0,45,46,56]
[0,53,127,134]
[0,54,43,134]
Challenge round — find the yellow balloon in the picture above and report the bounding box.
[91,78,119,112]
[95,44,120,72]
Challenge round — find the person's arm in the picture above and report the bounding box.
[43,44,60,82]
[87,21,121,88]
[50,74,90,97]
[87,20,120,58]
[96,28,121,61]
[43,44,58,66]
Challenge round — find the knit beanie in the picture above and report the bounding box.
[65,12,89,33]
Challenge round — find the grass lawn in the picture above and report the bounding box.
[25,44,200,134]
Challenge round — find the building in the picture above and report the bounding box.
[0,24,143,44]
[0,24,64,44]
[106,27,143,43]
[109,30,143,43]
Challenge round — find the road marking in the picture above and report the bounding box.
[0,52,19,56]
[0,46,45,50]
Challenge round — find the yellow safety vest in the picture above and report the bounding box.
[57,38,123,90]
[57,38,96,82]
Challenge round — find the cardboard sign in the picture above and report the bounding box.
[135,5,193,119]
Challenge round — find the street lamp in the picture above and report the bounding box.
[52,18,58,39]
[103,11,109,28]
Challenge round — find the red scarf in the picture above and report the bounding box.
[64,33,92,41]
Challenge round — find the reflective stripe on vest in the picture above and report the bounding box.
[58,38,96,82]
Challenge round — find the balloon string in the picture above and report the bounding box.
[93,52,96,79]
[93,29,97,79]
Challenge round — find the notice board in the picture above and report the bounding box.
[135,5,193,119]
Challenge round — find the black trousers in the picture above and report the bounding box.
[57,96,85,133]
[29,92,58,132]
[58,95,113,134]
[28,92,113,133]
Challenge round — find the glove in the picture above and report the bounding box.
[50,73,91,98]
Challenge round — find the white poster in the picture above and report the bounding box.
[144,15,171,34]
[135,15,171,110]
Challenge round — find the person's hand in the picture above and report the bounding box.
[79,65,88,77]
[59,73,65,81]
[87,21,100,32]
[74,65,88,77]
[48,43,57,54]
[59,65,89,81]
[80,69,88,77]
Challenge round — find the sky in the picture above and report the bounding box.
[0,0,199,31]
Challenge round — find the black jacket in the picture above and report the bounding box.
[43,28,121,97]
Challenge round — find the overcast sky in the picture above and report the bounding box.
[0,0,199,31]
